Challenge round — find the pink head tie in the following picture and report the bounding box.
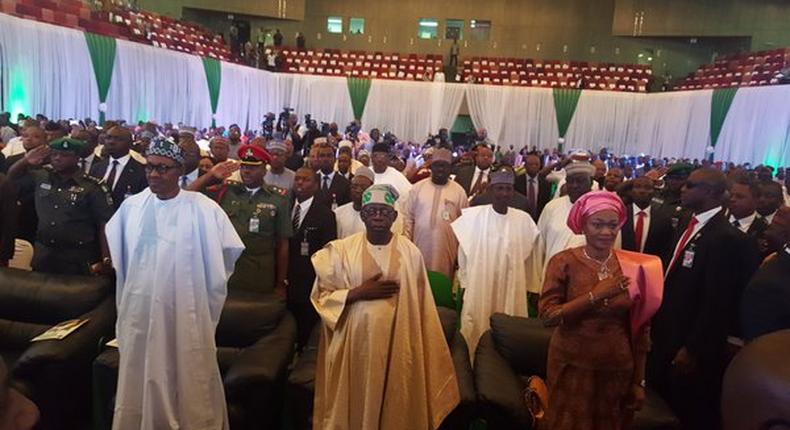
[566,191,626,234]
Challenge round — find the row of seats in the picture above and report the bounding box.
[461,57,652,92]
[278,47,444,80]
[676,48,789,90]
[0,0,237,63]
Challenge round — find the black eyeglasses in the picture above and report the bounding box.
[145,163,180,174]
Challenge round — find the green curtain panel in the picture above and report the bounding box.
[84,32,117,124]
[710,87,739,148]
[552,88,582,140]
[201,57,222,127]
[347,77,372,120]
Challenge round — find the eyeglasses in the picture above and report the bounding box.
[144,163,181,174]
[361,206,395,217]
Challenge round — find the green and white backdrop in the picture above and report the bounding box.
[1,13,788,167]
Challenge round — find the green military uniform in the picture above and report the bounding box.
[214,181,293,292]
[27,167,114,275]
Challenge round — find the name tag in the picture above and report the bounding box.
[249,217,260,233]
[682,250,695,268]
[40,183,52,190]
[300,241,309,256]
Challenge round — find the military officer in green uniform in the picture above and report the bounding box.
[189,144,292,293]
[7,137,114,276]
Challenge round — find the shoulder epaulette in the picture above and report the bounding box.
[267,185,289,197]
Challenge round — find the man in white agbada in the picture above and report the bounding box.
[334,166,374,238]
[529,159,595,290]
[451,166,540,359]
[370,142,412,199]
[403,148,468,279]
[311,184,460,430]
[105,137,244,430]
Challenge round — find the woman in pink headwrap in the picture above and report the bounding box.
[539,191,662,430]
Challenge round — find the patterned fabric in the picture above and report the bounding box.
[566,191,626,234]
[148,137,185,164]
[362,184,399,207]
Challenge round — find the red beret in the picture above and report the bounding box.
[237,144,271,165]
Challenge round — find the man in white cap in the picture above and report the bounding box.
[311,183,460,430]
[529,157,595,290]
[334,166,375,239]
[451,166,540,358]
[264,139,296,191]
[402,148,468,279]
[106,137,245,430]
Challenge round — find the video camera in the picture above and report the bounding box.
[260,112,276,139]
[276,107,294,131]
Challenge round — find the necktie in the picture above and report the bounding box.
[527,177,537,218]
[667,216,699,274]
[181,176,188,189]
[322,175,330,192]
[292,203,301,231]
[634,211,646,253]
[471,170,486,195]
[106,160,119,190]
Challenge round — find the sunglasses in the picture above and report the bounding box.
[145,163,181,174]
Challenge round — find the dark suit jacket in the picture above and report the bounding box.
[5,153,37,242]
[0,174,18,262]
[621,203,674,258]
[454,165,490,196]
[745,216,769,239]
[650,211,761,382]
[514,173,552,220]
[287,198,337,303]
[90,156,148,211]
[315,172,351,208]
[740,251,790,341]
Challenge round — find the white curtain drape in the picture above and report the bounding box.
[715,85,790,166]
[280,74,354,127]
[466,84,512,145]
[105,40,212,127]
[565,91,644,156]
[498,87,558,151]
[362,80,465,142]
[630,90,712,160]
[0,13,98,120]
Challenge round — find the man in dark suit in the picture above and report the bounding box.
[313,144,351,209]
[288,167,337,348]
[727,174,771,259]
[90,126,148,211]
[73,129,102,176]
[740,206,790,342]
[3,125,48,243]
[514,153,551,221]
[649,168,761,430]
[620,176,674,258]
[453,144,494,199]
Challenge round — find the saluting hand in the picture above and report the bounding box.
[24,145,50,167]
[210,160,240,180]
[347,273,400,303]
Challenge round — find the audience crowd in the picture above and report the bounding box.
[0,108,789,430]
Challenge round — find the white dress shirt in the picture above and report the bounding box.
[82,153,97,175]
[292,196,314,229]
[761,211,776,226]
[632,203,652,253]
[470,167,491,189]
[102,153,131,190]
[729,211,757,234]
[320,171,336,190]
[180,168,199,189]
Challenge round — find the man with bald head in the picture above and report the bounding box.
[603,167,624,192]
[649,167,762,429]
[90,126,147,211]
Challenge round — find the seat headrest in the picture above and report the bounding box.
[216,290,287,348]
[0,269,111,324]
[490,313,554,377]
